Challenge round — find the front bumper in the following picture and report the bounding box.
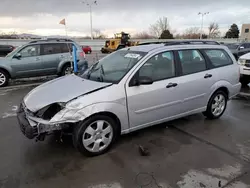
[17,103,65,140]
[17,103,38,139]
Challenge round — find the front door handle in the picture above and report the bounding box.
[166,83,178,88]
[204,74,212,79]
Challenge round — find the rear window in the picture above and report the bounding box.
[203,49,233,68]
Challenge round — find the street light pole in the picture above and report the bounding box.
[198,12,209,39]
[82,0,97,40]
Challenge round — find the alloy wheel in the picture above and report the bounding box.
[82,120,113,152]
[211,94,226,116]
[0,72,6,86]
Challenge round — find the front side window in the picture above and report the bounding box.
[204,49,233,68]
[138,51,175,81]
[82,50,147,83]
[178,50,206,75]
[42,44,62,55]
[18,45,40,57]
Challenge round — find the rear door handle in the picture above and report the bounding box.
[204,74,212,78]
[166,83,178,88]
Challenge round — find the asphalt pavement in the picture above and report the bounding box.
[0,85,250,188]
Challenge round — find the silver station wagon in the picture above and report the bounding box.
[17,41,241,156]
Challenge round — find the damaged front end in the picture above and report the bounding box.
[17,102,71,141]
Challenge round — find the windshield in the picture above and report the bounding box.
[225,43,239,49]
[81,50,147,84]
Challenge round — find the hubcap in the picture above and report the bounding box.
[0,73,6,86]
[64,67,72,75]
[82,120,113,152]
[211,94,226,116]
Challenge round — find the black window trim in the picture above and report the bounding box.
[201,48,233,69]
[129,50,178,87]
[175,49,208,76]
[16,44,41,58]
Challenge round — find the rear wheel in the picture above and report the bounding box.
[73,115,119,157]
[0,69,9,87]
[61,64,72,76]
[203,90,227,119]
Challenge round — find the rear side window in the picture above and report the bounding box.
[203,49,233,68]
[61,43,73,53]
[178,50,206,75]
[42,44,62,55]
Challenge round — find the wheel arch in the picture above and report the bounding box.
[58,61,71,75]
[0,67,11,78]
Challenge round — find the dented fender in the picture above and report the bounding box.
[49,102,130,132]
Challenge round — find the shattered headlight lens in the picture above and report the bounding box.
[35,102,66,120]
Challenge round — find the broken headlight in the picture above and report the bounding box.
[35,103,66,120]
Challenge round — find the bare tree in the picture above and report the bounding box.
[208,22,220,38]
[149,17,169,38]
[133,31,154,39]
[183,27,200,39]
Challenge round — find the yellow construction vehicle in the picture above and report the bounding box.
[101,32,139,53]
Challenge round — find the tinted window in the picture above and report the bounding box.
[19,45,40,57]
[61,43,72,53]
[245,28,249,33]
[139,51,175,81]
[42,44,62,55]
[204,49,233,67]
[178,50,206,75]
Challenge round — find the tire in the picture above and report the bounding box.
[61,64,72,76]
[0,69,9,87]
[88,50,92,54]
[203,90,227,119]
[73,115,119,157]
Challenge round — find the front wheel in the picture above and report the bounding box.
[73,115,119,156]
[0,70,9,87]
[203,90,227,119]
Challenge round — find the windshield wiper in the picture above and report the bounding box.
[86,61,99,78]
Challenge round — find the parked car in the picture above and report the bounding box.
[238,52,250,86]
[82,45,92,54]
[225,42,250,60]
[0,45,15,57]
[17,41,241,156]
[0,38,88,87]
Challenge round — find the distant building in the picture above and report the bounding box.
[241,24,250,40]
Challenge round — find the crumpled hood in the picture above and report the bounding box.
[24,74,112,112]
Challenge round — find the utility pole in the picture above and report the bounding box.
[82,0,97,40]
[198,12,209,39]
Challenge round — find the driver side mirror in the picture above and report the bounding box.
[130,76,153,87]
[14,53,22,59]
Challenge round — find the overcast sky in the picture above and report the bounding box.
[0,0,250,37]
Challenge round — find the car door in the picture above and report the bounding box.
[238,43,249,57]
[10,44,43,78]
[40,43,63,75]
[174,49,215,114]
[126,51,183,129]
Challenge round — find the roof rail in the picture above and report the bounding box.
[164,40,220,46]
[29,38,73,44]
